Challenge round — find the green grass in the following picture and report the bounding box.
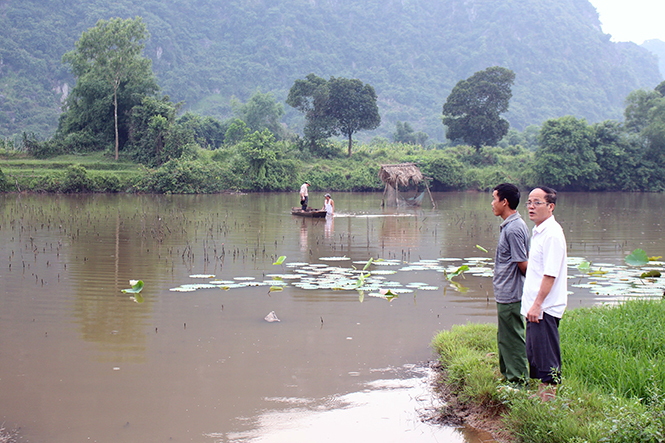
[0,151,141,171]
[431,299,665,442]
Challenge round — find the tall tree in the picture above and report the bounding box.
[442,66,515,151]
[62,17,157,159]
[325,77,381,156]
[287,74,380,157]
[286,74,334,143]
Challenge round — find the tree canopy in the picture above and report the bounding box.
[287,74,380,156]
[533,116,599,190]
[442,66,515,151]
[59,17,158,159]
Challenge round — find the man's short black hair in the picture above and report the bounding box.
[534,186,557,205]
[493,183,520,210]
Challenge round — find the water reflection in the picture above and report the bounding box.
[324,214,334,239]
[2,192,665,443]
[219,365,487,443]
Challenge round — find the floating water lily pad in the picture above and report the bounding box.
[626,249,649,267]
[189,274,215,279]
[371,260,402,266]
[273,256,286,265]
[121,280,144,294]
[406,282,428,288]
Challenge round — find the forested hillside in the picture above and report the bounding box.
[0,0,661,142]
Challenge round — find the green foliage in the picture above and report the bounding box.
[60,164,93,192]
[126,95,193,167]
[624,89,663,134]
[236,130,278,188]
[304,159,382,192]
[177,113,227,150]
[421,155,466,191]
[224,119,251,145]
[443,67,515,151]
[138,158,238,193]
[393,121,429,145]
[232,90,286,139]
[0,167,8,192]
[533,116,599,190]
[589,121,640,191]
[287,74,380,156]
[465,166,513,192]
[58,17,159,158]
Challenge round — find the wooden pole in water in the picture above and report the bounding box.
[424,177,436,208]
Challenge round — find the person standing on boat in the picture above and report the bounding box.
[323,193,334,215]
[491,183,529,384]
[300,182,310,211]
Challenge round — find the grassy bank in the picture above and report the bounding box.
[431,299,665,442]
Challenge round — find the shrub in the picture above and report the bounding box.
[423,156,466,190]
[138,158,239,193]
[60,164,92,192]
[90,173,122,192]
[0,167,9,191]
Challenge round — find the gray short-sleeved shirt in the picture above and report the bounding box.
[493,212,530,304]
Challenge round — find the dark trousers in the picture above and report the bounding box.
[526,313,562,384]
[301,196,308,210]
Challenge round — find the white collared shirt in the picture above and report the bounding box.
[521,215,568,319]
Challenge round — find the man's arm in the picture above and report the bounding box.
[517,261,527,275]
[526,275,555,323]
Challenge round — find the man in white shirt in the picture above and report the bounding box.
[521,186,567,401]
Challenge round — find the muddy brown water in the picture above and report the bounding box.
[1,191,663,443]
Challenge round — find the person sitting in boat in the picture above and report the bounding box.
[300,182,309,210]
[324,193,334,215]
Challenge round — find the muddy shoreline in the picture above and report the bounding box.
[426,361,512,443]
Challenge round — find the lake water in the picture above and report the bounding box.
[1,191,664,443]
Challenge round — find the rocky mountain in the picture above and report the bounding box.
[0,0,661,142]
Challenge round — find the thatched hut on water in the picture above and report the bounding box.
[378,163,435,207]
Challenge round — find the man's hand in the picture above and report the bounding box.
[527,301,542,323]
[527,275,555,323]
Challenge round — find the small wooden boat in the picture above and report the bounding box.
[291,207,327,218]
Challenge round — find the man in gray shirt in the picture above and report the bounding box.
[491,183,529,383]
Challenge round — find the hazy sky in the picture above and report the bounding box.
[589,0,665,44]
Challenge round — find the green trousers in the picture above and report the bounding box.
[497,301,529,383]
